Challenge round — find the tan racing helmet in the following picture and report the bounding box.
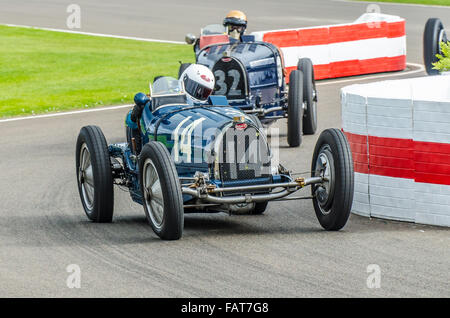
[223,10,247,40]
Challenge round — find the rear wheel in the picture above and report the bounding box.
[424,18,447,75]
[76,125,114,222]
[311,128,354,230]
[298,58,317,135]
[139,141,184,240]
[287,70,304,147]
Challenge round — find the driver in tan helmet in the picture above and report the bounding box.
[223,10,248,41]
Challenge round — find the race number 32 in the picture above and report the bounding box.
[214,69,242,96]
[212,57,246,100]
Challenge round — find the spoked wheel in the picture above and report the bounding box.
[76,125,114,222]
[424,18,447,75]
[139,141,184,240]
[311,128,354,230]
[287,70,304,147]
[298,58,318,135]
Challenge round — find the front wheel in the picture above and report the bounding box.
[139,141,184,240]
[76,125,114,222]
[423,18,447,75]
[287,70,304,147]
[252,202,268,215]
[311,129,354,230]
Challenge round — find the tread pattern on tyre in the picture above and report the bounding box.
[311,128,354,231]
[423,18,445,75]
[298,58,317,135]
[287,70,303,147]
[139,141,184,240]
[252,202,268,215]
[76,125,114,223]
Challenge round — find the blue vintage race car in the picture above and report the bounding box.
[75,77,353,240]
[183,24,318,147]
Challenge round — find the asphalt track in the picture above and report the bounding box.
[0,0,449,297]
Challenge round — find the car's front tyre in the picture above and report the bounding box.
[76,125,114,222]
[424,18,447,75]
[252,202,268,215]
[311,128,354,231]
[139,141,184,240]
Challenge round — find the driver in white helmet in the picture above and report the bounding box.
[179,64,215,105]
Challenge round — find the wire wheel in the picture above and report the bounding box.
[79,143,95,210]
[142,158,165,229]
[313,146,335,215]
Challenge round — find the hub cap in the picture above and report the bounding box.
[439,29,447,55]
[314,146,335,214]
[79,143,94,210]
[142,159,164,229]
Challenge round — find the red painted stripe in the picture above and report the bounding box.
[415,172,450,186]
[387,55,407,72]
[370,165,414,179]
[415,141,450,154]
[262,30,299,48]
[262,21,404,48]
[344,131,369,174]
[369,135,413,148]
[284,55,406,82]
[329,22,387,44]
[343,131,450,186]
[298,28,330,46]
[387,21,406,38]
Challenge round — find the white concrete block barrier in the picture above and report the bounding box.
[341,75,450,227]
[251,13,406,81]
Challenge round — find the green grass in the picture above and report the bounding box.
[0,25,194,117]
[357,0,450,6]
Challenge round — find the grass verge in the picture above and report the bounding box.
[0,25,194,117]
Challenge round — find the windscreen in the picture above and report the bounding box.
[201,24,227,36]
[152,77,182,95]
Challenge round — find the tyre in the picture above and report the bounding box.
[139,141,184,240]
[252,202,268,215]
[311,128,354,230]
[76,125,114,222]
[287,70,304,147]
[424,18,447,75]
[178,63,192,79]
[248,114,263,130]
[297,58,317,135]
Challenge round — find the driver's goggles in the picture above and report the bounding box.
[228,25,244,32]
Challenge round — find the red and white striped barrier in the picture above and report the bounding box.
[251,13,406,81]
[342,75,450,227]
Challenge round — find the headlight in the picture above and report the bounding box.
[276,56,283,87]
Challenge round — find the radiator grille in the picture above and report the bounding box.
[217,125,271,182]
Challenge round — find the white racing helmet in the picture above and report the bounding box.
[179,64,215,103]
